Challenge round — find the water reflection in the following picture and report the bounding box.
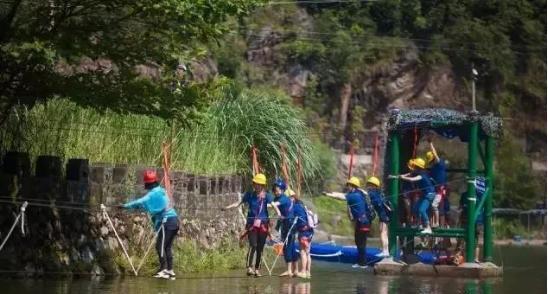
[0,245,544,294]
[279,281,310,294]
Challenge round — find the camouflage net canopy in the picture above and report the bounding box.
[387,108,503,141]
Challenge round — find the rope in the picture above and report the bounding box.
[100,204,138,276]
[372,133,379,176]
[0,201,27,253]
[251,145,260,175]
[268,217,298,276]
[135,226,163,274]
[348,142,355,179]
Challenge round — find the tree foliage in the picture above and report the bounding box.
[0,0,262,125]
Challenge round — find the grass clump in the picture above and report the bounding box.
[1,87,331,187]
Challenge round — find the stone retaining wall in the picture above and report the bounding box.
[0,153,245,276]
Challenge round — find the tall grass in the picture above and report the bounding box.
[1,88,326,187]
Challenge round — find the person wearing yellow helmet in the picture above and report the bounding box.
[270,180,299,277]
[426,139,449,228]
[324,176,374,268]
[365,176,391,257]
[223,173,281,277]
[399,158,436,234]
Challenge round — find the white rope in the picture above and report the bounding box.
[160,223,165,258]
[136,226,163,274]
[0,201,27,253]
[101,204,138,276]
[309,250,343,258]
[268,217,298,276]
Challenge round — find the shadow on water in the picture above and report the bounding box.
[0,245,545,294]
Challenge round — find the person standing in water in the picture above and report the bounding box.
[324,177,374,268]
[271,180,299,277]
[293,192,313,279]
[346,177,374,268]
[223,173,281,277]
[121,170,179,279]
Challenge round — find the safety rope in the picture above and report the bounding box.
[135,225,163,274]
[372,133,379,176]
[296,148,303,196]
[162,141,174,210]
[0,201,27,253]
[348,142,355,179]
[268,217,298,276]
[251,145,261,175]
[100,204,138,276]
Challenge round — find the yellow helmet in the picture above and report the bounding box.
[407,159,415,171]
[367,176,381,187]
[426,151,435,163]
[413,158,426,169]
[252,173,267,185]
[346,176,361,188]
[286,188,296,196]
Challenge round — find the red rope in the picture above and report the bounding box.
[251,145,260,175]
[372,133,379,176]
[296,148,303,196]
[348,142,355,179]
[280,144,290,185]
[162,142,174,209]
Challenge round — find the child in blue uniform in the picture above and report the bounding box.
[366,176,390,257]
[426,140,448,228]
[399,158,436,234]
[293,194,313,279]
[223,173,281,277]
[347,177,374,267]
[122,170,179,279]
[271,180,299,277]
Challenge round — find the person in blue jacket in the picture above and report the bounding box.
[324,176,374,268]
[366,176,390,258]
[223,173,281,277]
[426,139,449,228]
[293,194,313,279]
[121,170,179,279]
[271,179,299,277]
[399,158,436,235]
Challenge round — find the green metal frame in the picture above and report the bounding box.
[386,115,496,263]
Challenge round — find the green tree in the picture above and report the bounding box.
[0,0,262,125]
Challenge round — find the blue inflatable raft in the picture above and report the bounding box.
[309,242,436,265]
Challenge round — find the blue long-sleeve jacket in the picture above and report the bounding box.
[123,186,178,230]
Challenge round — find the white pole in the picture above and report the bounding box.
[472,67,478,112]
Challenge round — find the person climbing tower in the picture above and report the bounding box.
[426,137,448,228]
[365,176,391,258]
[398,158,436,234]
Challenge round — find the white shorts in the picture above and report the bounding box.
[432,193,442,210]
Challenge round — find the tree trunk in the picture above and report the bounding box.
[338,82,352,132]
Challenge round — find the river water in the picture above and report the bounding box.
[1,245,545,294]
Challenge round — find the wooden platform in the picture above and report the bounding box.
[374,259,503,278]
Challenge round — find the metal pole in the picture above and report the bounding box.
[472,67,478,112]
[483,136,495,262]
[388,131,400,258]
[466,118,479,262]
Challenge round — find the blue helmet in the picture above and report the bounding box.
[273,178,287,191]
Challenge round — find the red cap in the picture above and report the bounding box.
[143,170,157,184]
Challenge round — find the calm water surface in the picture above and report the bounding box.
[1,246,545,294]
